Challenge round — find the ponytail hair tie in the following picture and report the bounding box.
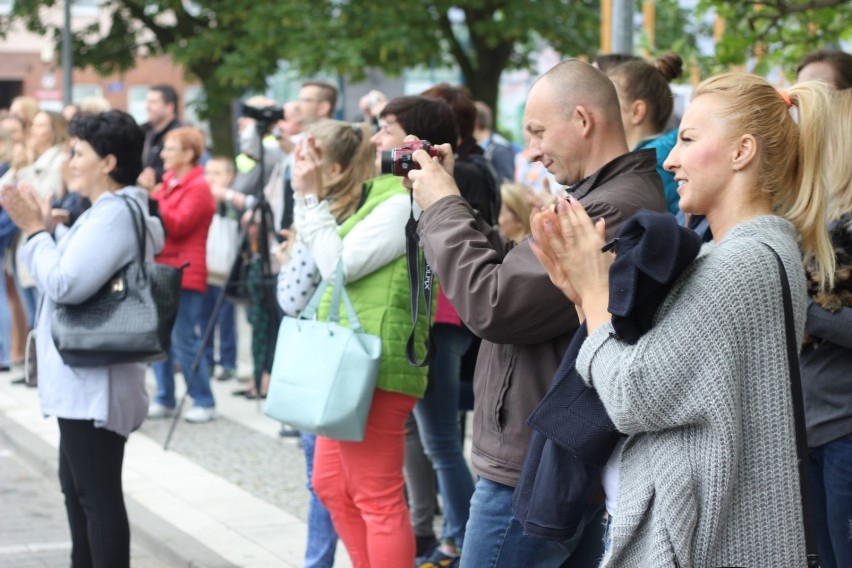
[777,89,793,109]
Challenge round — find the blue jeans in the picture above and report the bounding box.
[152,290,215,408]
[810,434,852,568]
[460,477,605,568]
[200,285,237,370]
[413,323,475,548]
[301,432,338,568]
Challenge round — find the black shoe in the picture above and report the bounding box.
[415,535,439,559]
[278,424,300,438]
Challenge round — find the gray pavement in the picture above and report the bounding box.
[0,304,464,567]
[0,426,167,568]
[0,307,356,567]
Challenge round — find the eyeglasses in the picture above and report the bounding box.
[162,145,184,152]
[298,97,321,104]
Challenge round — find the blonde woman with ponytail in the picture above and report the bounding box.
[529,73,834,567]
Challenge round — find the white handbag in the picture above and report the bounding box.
[206,211,240,286]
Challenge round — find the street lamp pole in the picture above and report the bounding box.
[611,0,634,54]
[62,0,72,105]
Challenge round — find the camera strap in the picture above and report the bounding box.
[405,198,435,367]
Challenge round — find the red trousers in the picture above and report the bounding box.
[313,389,417,568]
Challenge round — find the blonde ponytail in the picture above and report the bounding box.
[785,81,834,289]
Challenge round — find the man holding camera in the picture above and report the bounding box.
[406,60,668,567]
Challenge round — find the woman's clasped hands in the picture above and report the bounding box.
[2,182,51,236]
[529,196,613,330]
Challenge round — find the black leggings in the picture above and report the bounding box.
[57,418,130,568]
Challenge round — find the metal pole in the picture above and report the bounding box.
[62,0,73,105]
[611,0,634,55]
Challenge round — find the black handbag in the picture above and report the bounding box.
[51,195,183,367]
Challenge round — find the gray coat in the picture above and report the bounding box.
[20,187,165,438]
[578,216,808,567]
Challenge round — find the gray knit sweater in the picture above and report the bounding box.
[577,216,808,567]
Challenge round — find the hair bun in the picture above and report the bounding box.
[656,52,684,82]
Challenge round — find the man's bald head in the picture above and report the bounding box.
[538,59,622,126]
[523,60,630,184]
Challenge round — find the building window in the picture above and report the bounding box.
[127,85,149,126]
[72,84,102,102]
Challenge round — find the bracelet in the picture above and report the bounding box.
[26,229,48,242]
[296,194,320,208]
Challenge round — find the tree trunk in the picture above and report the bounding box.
[462,33,514,121]
[203,88,235,158]
[465,64,502,120]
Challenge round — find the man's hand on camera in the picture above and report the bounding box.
[406,142,460,211]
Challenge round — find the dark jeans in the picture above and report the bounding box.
[57,418,129,568]
[810,434,852,568]
[201,284,238,370]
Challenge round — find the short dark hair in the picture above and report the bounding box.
[302,80,338,114]
[150,84,179,114]
[796,49,852,90]
[380,96,458,149]
[69,110,144,186]
[421,83,476,140]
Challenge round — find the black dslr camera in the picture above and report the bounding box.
[381,140,438,177]
[240,103,284,123]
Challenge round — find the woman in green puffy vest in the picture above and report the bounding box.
[292,118,430,567]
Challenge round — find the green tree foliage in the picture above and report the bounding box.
[698,0,852,77]
[278,0,601,113]
[2,0,606,148]
[0,0,311,155]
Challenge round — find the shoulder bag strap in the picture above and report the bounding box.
[405,197,435,367]
[118,194,147,275]
[764,244,821,568]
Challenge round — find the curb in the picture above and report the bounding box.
[0,412,237,568]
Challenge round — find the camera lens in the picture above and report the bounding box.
[380,149,396,175]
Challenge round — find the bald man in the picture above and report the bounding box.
[406,60,667,567]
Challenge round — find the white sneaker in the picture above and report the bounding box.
[147,402,176,419]
[184,406,216,423]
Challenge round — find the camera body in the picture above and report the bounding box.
[241,103,284,123]
[381,140,437,177]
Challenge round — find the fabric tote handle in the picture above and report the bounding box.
[300,259,365,333]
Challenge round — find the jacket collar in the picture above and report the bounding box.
[568,149,658,200]
[162,165,204,195]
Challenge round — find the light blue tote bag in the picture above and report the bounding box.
[264,261,381,441]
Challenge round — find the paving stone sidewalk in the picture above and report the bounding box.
[0,435,167,568]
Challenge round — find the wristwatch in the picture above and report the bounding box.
[297,194,320,208]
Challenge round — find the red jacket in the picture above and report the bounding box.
[152,165,215,293]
